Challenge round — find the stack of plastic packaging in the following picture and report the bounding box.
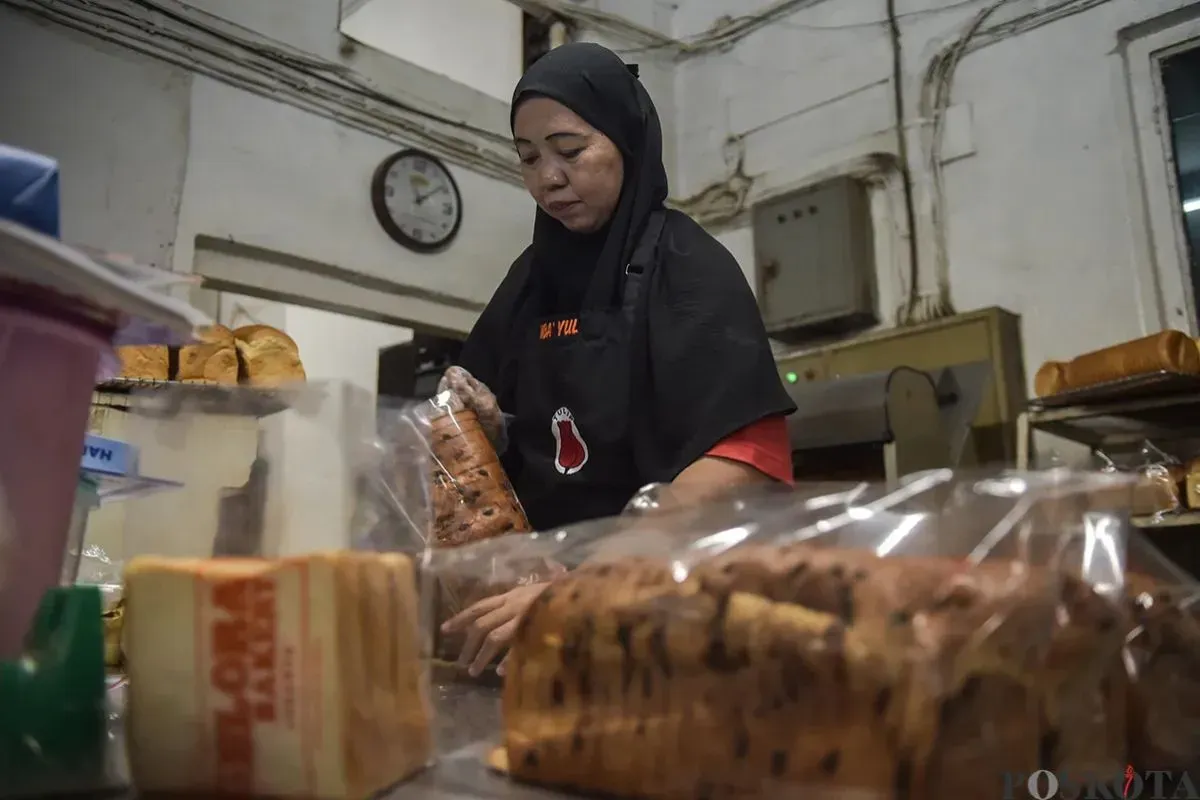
[0,144,207,798]
[423,467,1200,799]
[0,143,208,659]
[88,382,437,799]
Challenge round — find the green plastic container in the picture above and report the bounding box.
[0,585,110,797]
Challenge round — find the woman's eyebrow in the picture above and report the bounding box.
[514,132,588,145]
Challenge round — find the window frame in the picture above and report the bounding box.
[1119,14,1200,335]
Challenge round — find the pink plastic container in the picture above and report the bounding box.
[0,286,113,658]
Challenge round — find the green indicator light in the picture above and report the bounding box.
[785,371,799,383]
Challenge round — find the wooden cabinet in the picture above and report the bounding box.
[777,352,828,385]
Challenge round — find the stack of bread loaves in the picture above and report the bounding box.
[114,324,305,387]
[1033,330,1200,517]
[1034,329,1200,398]
[122,551,432,798]
[500,544,1199,798]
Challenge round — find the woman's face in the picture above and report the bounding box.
[513,97,624,234]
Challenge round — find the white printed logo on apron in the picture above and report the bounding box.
[551,407,588,475]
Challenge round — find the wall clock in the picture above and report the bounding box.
[370,149,463,253]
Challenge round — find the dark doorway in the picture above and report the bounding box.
[377,333,463,401]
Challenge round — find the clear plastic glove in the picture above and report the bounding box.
[437,366,508,453]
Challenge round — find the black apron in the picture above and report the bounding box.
[502,212,666,531]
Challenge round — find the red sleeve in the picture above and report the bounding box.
[705,415,793,485]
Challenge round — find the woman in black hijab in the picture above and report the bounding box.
[440,42,796,674]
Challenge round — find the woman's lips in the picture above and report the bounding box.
[547,200,580,213]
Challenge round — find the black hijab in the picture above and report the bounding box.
[513,42,668,320]
[460,43,795,484]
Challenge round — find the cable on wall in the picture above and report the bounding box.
[885,0,923,327]
[590,0,1120,318]
[668,140,755,226]
[915,0,1115,324]
[513,0,838,58]
[917,0,1012,324]
[2,0,526,186]
[7,0,1120,268]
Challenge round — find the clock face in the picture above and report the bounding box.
[370,149,463,253]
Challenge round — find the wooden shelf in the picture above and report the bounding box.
[1132,510,1200,529]
[92,379,293,418]
[1025,392,1200,450]
[1017,389,1200,468]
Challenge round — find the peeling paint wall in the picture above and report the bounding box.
[669,0,1200,392]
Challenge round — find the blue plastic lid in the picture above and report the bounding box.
[0,144,59,239]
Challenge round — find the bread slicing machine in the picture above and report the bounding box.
[786,363,991,485]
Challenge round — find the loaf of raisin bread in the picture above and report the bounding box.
[429,408,532,665]
[430,409,529,547]
[503,546,1139,799]
[504,559,902,798]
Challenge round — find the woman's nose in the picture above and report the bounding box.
[539,163,566,191]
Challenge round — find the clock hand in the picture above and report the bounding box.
[414,185,448,205]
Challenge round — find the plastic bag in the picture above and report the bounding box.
[1121,532,1200,771]
[94,381,435,797]
[340,398,436,556]
[407,391,533,670]
[1095,440,1184,520]
[78,245,208,358]
[426,467,1200,798]
[436,366,508,454]
[415,390,530,548]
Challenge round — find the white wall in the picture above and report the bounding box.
[287,304,413,388]
[178,0,514,139]
[17,0,1198,467]
[174,75,532,326]
[0,6,534,335]
[0,19,191,270]
[215,293,412,557]
[574,1,681,193]
[341,0,524,103]
[670,0,1200,392]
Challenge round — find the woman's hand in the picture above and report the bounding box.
[437,366,506,450]
[442,582,549,677]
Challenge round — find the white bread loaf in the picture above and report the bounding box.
[197,324,236,345]
[116,345,169,381]
[114,324,239,384]
[234,324,306,388]
[123,552,431,798]
[177,342,239,384]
